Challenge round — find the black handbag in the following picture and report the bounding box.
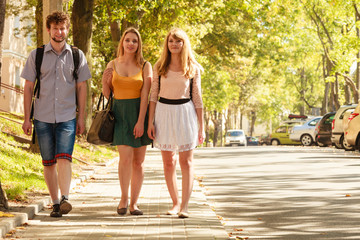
[87,92,115,145]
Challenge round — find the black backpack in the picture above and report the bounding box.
[30,45,80,143]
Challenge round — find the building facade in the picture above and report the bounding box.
[0,3,33,114]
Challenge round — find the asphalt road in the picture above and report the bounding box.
[193,145,360,240]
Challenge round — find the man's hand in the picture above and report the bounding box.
[22,119,32,136]
[76,119,85,135]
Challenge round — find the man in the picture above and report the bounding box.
[21,11,91,217]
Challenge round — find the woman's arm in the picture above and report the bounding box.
[102,61,114,99]
[147,101,157,140]
[196,108,205,145]
[134,61,152,139]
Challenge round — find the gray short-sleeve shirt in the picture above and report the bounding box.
[21,43,91,123]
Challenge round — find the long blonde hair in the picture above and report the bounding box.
[116,27,144,67]
[156,28,202,78]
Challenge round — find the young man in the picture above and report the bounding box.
[21,11,91,217]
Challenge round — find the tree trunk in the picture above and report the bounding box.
[0,0,5,87]
[0,0,8,209]
[334,75,340,109]
[250,111,256,137]
[211,111,220,147]
[300,67,305,115]
[239,109,243,129]
[35,0,43,47]
[355,4,360,90]
[106,4,120,57]
[204,109,210,146]
[330,82,335,111]
[344,83,351,105]
[321,55,328,115]
[71,0,95,132]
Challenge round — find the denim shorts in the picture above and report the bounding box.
[34,118,76,166]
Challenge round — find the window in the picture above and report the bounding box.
[308,118,320,126]
[276,126,287,133]
[340,108,355,119]
[226,131,244,137]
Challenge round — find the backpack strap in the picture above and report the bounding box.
[71,46,80,81]
[30,45,44,120]
[34,45,44,99]
[30,45,45,144]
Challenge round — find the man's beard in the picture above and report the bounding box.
[51,36,65,43]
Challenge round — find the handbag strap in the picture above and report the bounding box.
[96,91,113,111]
[105,92,113,110]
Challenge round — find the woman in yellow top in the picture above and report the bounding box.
[102,28,152,216]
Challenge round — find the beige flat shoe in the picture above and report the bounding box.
[178,212,189,218]
[166,210,178,215]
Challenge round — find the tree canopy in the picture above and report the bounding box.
[6,0,360,144]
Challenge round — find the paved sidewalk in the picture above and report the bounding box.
[4,148,228,240]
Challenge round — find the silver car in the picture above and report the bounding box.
[225,129,247,146]
[289,117,322,146]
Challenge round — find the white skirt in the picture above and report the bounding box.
[154,101,198,152]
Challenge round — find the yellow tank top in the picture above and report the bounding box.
[112,68,143,99]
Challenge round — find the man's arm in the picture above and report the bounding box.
[76,81,87,135]
[22,80,35,135]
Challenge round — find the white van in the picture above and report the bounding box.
[225,129,247,146]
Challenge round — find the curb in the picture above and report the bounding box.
[0,158,117,239]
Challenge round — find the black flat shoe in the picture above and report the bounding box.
[130,209,143,215]
[50,204,62,218]
[117,204,128,215]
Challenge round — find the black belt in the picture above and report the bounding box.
[159,97,191,105]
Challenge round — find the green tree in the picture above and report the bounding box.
[0,0,8,209]
[71,0,95,131]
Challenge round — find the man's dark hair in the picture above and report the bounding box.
[46,11,70,29]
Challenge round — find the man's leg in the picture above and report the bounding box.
[43,165,59,202]
[33,119,61,217]
[55,118,76,214]
[57,159,72,196]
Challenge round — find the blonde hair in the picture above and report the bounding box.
[156,28,202,78]
[117,27,144,67]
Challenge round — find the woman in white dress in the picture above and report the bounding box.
[147,28,204,218]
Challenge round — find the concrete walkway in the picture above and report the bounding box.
[1,148,229,240]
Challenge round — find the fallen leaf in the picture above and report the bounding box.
[346,194,351,197]
[105,235,112,237]
[258,218,262,220]
[0,211,15,217]
[234,228,243,231]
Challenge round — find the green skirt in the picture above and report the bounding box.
[112,98,152,147]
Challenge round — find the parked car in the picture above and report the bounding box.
[270,124,302,145]
[246,136,259,146]
[345,103,360,150]
[225,129,247,146]
[289,117,322,146]
[259,134,271,145]
[315,112,336,147]
[331,104,357,150]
